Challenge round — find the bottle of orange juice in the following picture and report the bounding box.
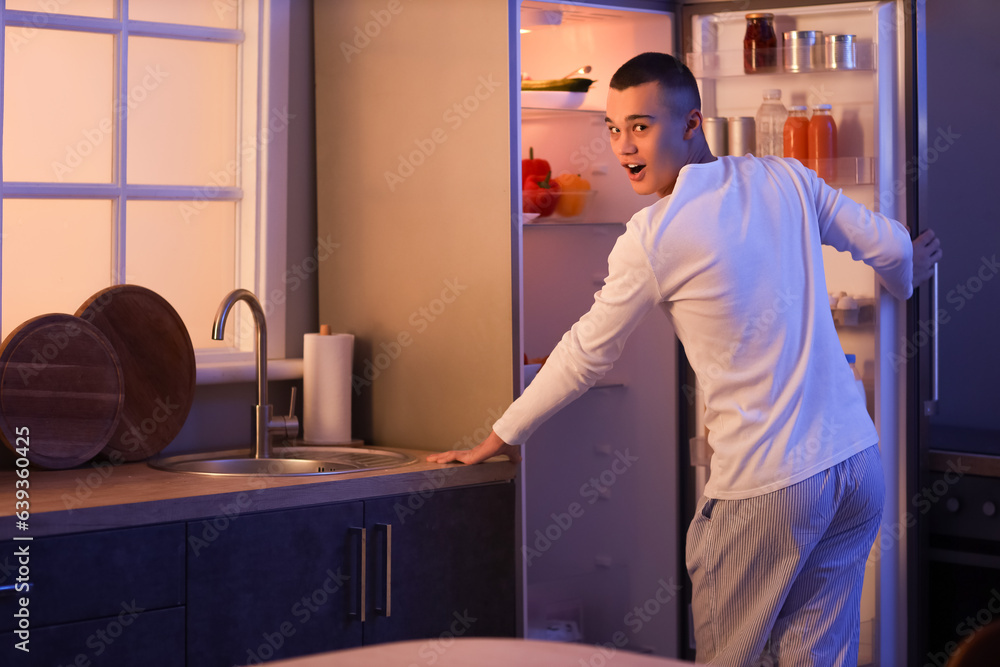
[808,104,837,182]
[783,106,809,161]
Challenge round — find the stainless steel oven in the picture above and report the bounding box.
[923,449,1000,666]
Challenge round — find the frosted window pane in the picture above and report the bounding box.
[127,37,237,186]
[1,199,112,340]
[125,200,235,349]
[129,0,239,30]
[3,29,114,183]
[5,0,114,19]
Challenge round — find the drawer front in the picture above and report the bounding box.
[0,605,184,667]
[927,472,1000,541]
[0,523,185,630]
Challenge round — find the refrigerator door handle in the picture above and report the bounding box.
[923,263,939,416]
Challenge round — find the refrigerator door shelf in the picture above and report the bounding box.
[686,44,876,79]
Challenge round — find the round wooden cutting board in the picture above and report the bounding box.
[75,285,196,461]
[0,314,124,469]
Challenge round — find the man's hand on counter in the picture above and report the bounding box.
[425,430,521,465]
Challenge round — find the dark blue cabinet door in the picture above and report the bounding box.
[0,523,185,631]
[362,482,516,645]
[186,501,364,666]
[0,607,185,667]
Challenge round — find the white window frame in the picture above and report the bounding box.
[0,0,291,378]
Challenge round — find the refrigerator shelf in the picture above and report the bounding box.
[685,44,876,79]
[523,219,625,228]
[790,156,876,186]
[522,106,605,119]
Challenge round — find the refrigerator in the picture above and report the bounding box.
[515,1,923,663]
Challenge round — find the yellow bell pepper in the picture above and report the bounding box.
[552,173,591,217]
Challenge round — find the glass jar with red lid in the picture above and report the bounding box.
[744,13,778,74]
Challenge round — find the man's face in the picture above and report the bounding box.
[605,81,693,198]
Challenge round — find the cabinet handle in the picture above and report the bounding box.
[375,523,392,617]
[350,527,366,622]
[923,264,939,416]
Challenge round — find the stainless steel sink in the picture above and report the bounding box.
[148,446,417,477]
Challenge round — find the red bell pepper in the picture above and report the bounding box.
[523,171,561,217]
[521,147,550,189]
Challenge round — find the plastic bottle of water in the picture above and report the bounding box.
[755,89,788,156]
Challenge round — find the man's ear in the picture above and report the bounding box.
[683,109,704,139]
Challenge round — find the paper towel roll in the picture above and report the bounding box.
[303,332,354,444]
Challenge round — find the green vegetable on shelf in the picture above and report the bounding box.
[521,77,596,93]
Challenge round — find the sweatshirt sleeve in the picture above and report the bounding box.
[492,227,662,445]
[812,174,914,301]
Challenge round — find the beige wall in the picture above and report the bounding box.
[314,0,515,449]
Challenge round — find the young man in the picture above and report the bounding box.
[428,52,941,665]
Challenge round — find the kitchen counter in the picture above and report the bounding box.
[0,449,517,539]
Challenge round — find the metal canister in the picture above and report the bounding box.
[703,117,729,156]
[727,117,756,156]
[783,30,823,72]
[825,34,856,70]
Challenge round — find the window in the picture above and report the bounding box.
[0,0,288,365]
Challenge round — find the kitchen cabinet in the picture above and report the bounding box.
[0,523,186,666]
[0,479,513,667]
[186,483,516,666]
[361,483,516,644]
[186,501,365,665]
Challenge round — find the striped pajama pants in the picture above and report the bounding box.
[686,444,884,666]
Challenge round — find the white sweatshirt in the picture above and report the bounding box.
[493,155,913,499]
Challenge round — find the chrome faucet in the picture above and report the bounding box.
[212,289,298,459]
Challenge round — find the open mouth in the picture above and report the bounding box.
[626,163,645,175]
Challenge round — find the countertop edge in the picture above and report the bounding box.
[1,450,518,539]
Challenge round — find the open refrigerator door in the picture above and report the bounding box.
[516,0,912,662]
[518,1,681,657]
[684,2,910,664]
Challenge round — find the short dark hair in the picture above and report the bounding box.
[610,52,701,113]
